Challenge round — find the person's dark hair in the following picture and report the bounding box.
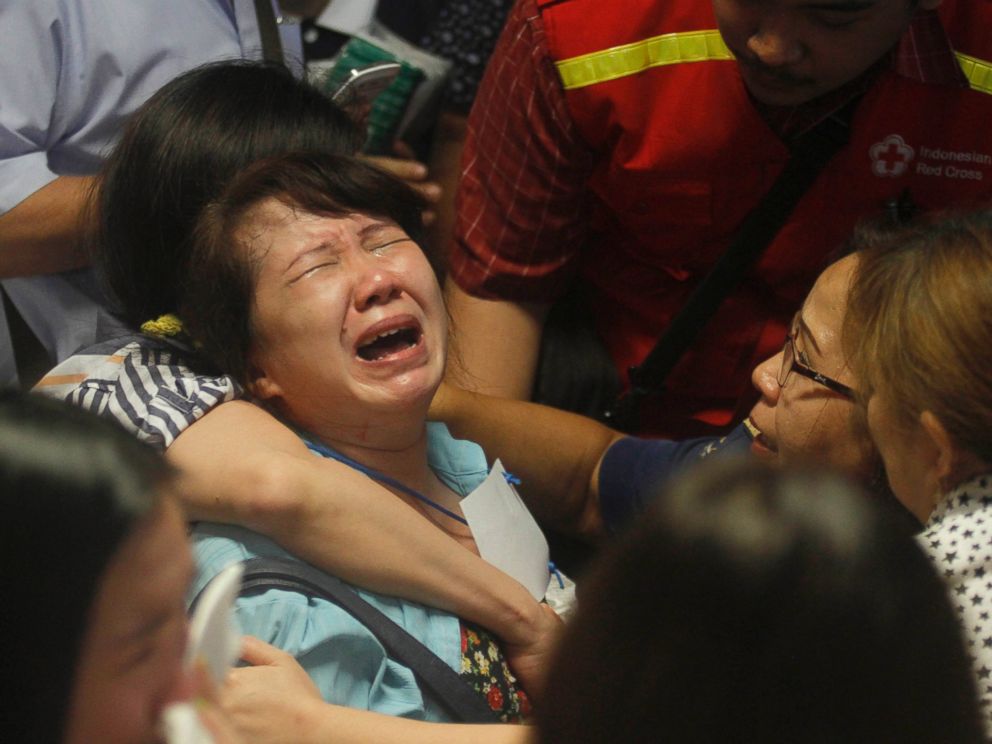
[540,459,984,744]
[182,151,429,384]
[0,391,172,742]
[94,60,360,328]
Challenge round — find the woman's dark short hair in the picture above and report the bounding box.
[95,60,359,328]
[540,459,984,743]
[181,151,430,385]
[0,391,171,742]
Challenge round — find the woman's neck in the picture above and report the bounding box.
[330,426,436,495]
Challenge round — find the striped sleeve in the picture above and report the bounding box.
[61,338,242,451]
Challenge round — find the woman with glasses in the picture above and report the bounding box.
[431,247,905,538]
[845,210,992,728]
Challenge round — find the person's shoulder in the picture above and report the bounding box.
[38,333,243,451]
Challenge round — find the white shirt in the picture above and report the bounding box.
[919,473,992,730]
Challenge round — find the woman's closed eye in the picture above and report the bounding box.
[290,256,340,284]
[366,237,412,256]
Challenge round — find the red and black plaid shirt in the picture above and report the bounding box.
[450,3,968,299]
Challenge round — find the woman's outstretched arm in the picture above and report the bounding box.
[430,383,623,541]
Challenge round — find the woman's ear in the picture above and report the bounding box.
[919,411,957,487]
[246,359,283,401]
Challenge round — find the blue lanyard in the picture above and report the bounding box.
[305,435,566,589]
[304,436,470,526]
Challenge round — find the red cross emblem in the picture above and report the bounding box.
[869,134,914,177]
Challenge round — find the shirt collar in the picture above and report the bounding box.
[891,8,969,88]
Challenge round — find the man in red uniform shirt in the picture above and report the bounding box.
[445,0,992,437]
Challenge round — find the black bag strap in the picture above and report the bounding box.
[604,103,857,432]
[220,557,500,723]
[252,0,285,66]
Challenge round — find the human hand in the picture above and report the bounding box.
[219,636,326,744]
[501,603,563,703]
[362,141,442,225]
[160,661,245,744]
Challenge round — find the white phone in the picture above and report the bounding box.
[331,61,402,109]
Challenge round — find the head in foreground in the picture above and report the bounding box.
[541,459,983,743]
[0,391,189,744]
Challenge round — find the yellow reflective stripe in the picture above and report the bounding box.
[956,52,992,96]
[556,30,732,90]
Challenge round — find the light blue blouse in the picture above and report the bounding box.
[190,422,491,721]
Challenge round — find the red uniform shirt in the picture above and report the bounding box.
[450,0,992,436]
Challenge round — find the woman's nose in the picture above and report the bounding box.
[752,351,783,404]
[354,263,401,310]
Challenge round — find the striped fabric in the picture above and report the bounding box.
[35,334,241,451]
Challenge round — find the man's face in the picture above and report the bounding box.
[747,255,874,478]
[712,0,937,106]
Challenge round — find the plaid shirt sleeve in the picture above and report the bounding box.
[447,0,595,302]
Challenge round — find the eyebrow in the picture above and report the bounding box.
[358,220,398,239]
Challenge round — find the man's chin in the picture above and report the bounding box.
[741,70,819,107]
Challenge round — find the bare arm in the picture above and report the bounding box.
[167,400,556,684]
[431,384,621,541]
[222,637,535,744]
[0,176,93,278]
[444,277,548,400]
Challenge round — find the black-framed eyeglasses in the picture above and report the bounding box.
[777,333,855,400]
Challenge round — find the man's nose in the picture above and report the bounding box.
[746,16,803,67]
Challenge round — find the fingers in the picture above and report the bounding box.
[361,154,428,182]
[238,635,292,667]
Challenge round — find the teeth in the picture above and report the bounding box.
[359,327,410,349]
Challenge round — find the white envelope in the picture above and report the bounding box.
[461,459,551,600]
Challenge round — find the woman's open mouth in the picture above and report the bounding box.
[744,417,778,459]
[355,318,424,363]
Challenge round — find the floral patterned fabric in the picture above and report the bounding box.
[459,621,531,722]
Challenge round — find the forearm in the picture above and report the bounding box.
[444,278,547,400]
[0,176,94,277]
[302,704,535,744]
[168,401,546,645]
[432,384,617,539]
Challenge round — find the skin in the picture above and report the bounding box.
[63,498,193,744]
[712,0,941,106]
[248,202,447,452]
[246,201,474,536]
[747,255,871,475]
[222,638,533,744]
[0,176,93,277]
[866,399,990,525]
[865,394,942,522]
[433,257,878,546]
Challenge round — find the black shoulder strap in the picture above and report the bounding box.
[604,103,857,431]
[252,0,285,66]
[232,557,499,723]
